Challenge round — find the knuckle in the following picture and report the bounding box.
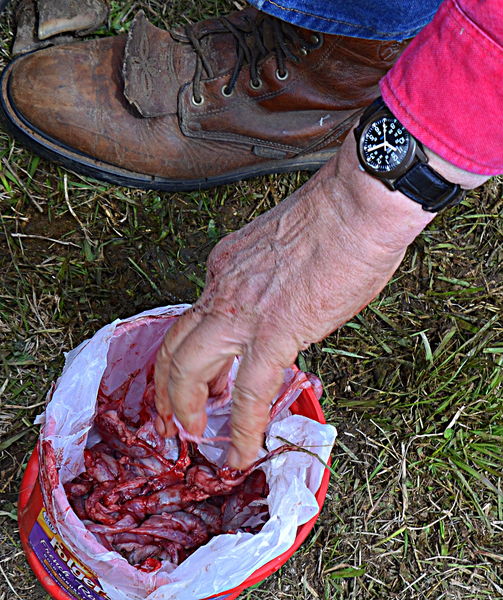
[206,243,223,268]
[233,384,266,412]
[254,334,298,367]
[232,420,264,448]
[168,355,188,386]
[156,339,174,364]
[208,232,238,264]
[232,391,269,426]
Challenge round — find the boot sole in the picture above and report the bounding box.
[0,57,342,192]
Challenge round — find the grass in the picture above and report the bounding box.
[0,1,502,599]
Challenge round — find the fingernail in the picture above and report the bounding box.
[227,446,242,469]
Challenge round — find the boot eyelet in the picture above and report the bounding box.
[221,85,234,97]
[191,95,205,106]
[310,33,323,49]
[275,69,289,81]
[250,78,263,90]
[300,47,308,56]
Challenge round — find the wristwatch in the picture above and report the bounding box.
[354,98,465,212]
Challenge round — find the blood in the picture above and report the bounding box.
[64,367,295,572]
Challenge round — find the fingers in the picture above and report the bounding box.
[154,413,174,437]
[155,309,294,471]
[165,317,241,437]
[154,309,202,436]
[227,351,285,470]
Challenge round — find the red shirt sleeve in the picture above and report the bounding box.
[380,0,503,175]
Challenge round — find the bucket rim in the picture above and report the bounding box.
[18,386,330,600]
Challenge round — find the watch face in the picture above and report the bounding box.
[361,117,410,173]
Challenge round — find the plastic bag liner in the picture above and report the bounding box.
[35,305,336,600]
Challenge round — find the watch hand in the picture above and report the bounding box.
[384,142,397,152]
[383,121,387,144]
[367,143,385,151]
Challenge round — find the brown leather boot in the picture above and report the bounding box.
[0,8,408,191]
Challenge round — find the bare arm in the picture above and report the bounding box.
[154,130,488,469]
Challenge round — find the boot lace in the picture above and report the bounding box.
[186,14,323,104]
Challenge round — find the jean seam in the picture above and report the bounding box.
[261,0,435,37]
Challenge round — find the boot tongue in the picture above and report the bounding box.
[123,11,180,118]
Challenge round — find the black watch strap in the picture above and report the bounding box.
[394,162,466,213]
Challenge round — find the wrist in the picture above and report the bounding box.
[422,147,490,191]
[322,132,436,254]
[353,97,490,213]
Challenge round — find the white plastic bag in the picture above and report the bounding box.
[36,305,336,600]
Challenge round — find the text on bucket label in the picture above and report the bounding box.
[29,508,111,600]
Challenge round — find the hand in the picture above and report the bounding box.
[155,131,437,469]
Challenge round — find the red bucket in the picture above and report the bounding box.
[18,386,330,600]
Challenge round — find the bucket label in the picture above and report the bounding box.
[29,508,111,600]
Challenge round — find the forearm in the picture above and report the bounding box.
[319,128,489,261]
[154,113,492,470]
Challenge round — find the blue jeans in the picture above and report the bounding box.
[248,0,443,40]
